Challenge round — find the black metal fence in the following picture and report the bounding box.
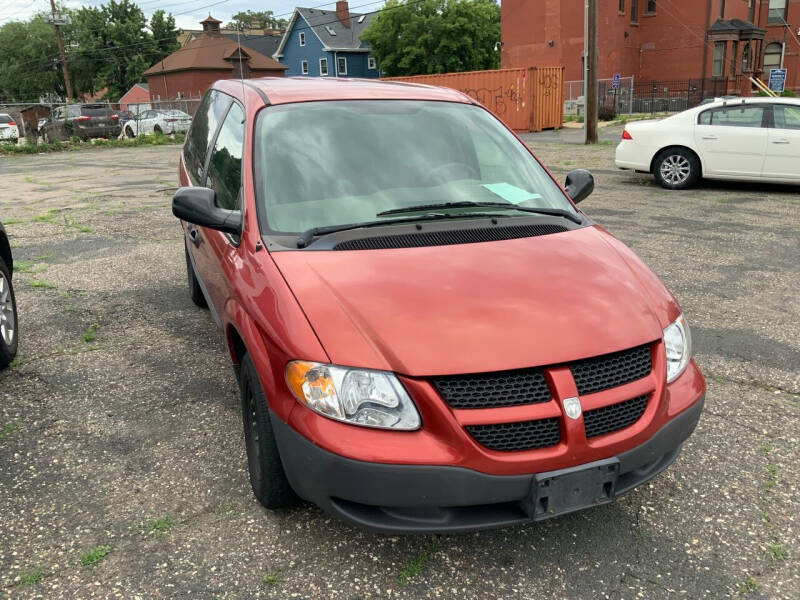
[598,78,730,116]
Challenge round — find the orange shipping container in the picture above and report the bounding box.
[383,67,563,133]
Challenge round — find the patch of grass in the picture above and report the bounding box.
[263,573,280,586]
[398,541,442,586]
[14,260,48,274]
[0,133,185,156]
[738,576,759,594]
[759,442,773,454]
[63,215,93,233]
[765,463,778,491]
[0,421,21,440]
[64,305,75,313]
[29,279,57,289]
[215,504,236,515]
[24,176,54,187]
[766,543,787,560]
[81,323,99,343]
[32,210,58,223]
[17,568,45,587]
[2,218,25,225]
[139,516,175,538]
[79,545,112,566]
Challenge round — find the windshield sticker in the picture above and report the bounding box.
[482,183,542,205]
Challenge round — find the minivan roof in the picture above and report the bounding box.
[213,76,475,107]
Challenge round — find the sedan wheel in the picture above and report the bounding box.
[0,261,18,368]
[653,148,701,190]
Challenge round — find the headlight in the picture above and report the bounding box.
[663,314,692,383]
[285,361,421,430]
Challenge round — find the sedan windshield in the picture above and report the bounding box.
[254,100,575,233]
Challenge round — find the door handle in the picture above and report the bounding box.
[771,139,790,144]
[701,135,718,140]
[188,227,201,247]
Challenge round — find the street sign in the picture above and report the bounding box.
[769,69,787,93]
[612,73,621,90]
[44,14,71,25]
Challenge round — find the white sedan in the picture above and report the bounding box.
[124,109,192,138]
[0,113,19,144]
[615,97,800,189]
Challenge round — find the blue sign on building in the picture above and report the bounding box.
[768,69,787,93]
[612,73,621,90]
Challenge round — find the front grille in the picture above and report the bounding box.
[432,368,551,409]
[466,418,561,451]
[570,344,652,396]
[583,395,649,438]
[332,224,569,250]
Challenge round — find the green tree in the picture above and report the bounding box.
[225,10,288,30]
[0,15,63,102]
[361,0,500,77]
[149,10,180,59]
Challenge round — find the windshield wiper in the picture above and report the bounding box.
[296,212,510,248]
[377,201,583,224]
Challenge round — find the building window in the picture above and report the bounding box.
[768,0,787,24]
[747,0,755,22]
[631,0,638,23]
[712,42,726,77]
[645,0,656,14]
[368,56,376,69]
[299,32,306,46]
[619,0,625,14]
[319,57,328,76]
[337,56,347,75]
[742,43,751,72]
[763,42,784,70]
[730,41,738,77]
[301,60,308,75]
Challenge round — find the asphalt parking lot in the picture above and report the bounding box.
[1,138,798,600]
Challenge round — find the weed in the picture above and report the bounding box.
[263,573,280,586]
[759,443,773,454]
[398,541,442,586]
[216,504,236,515]
[24,176,53,187]
[32,210,58,223]
[765,463,778,491]
[81,323,99,343]
[17,568,45,587]
[29,279,57,289]
[2,218,25,225]
[63,215,93,233]
[80,545,112,566]
[14,260,48,274]
[766,543,787,560]
[64,305,75,313]
[0,421,21,440]
[139,516,175,537]
[738,576,759,593]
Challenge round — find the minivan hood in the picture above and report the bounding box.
[270,226,678,376]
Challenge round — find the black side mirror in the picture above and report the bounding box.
[172,187,241,235]
[564,169,594,204]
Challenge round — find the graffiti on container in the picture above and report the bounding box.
[461,85,522,115]
[537,72,559,97]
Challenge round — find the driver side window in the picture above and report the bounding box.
[206,102,244,212]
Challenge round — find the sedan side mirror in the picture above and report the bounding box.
[564,169,594,204]
[172,187,241,235]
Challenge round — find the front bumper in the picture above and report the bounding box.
[272,395,704,533]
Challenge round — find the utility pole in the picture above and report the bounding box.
[585,0,598,144]
[46,0,73,101]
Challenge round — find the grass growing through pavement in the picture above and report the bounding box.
[29,279,57,289]
[17,568,45,587]
[0,421,21,440]
[139,516,175,538]
[13,260,48,274]
[738,576,759,594]
[263,573,280,586]
[81,324,99,343]
[79,545,112,566]
[766,543,787,560]
[398,541,442,586]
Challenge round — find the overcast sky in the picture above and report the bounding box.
[1,0,387,31]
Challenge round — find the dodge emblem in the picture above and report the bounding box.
[563,397,582,420]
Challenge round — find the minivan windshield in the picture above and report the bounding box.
[254,100,575,233]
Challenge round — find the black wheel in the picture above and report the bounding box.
[153,125,162,134]
[239,353,297,509]
[0,258,19,369]
[184,244,207,308]
[125,126,135,138]
[653,148,701,190]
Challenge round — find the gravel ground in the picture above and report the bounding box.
[0,141,798,600]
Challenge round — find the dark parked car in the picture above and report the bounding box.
[0,221,18,368]
[40,104,121,142]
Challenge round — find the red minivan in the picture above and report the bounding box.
[173,78,705,533]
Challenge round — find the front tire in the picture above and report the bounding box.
[125,126,135,138]
[653,148,701,190]
[0,259,19,369]
[153,125,162,135]
[239,353,297,510]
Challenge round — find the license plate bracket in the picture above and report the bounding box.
[523,458,620,521]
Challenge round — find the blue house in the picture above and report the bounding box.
[273,1,379,78]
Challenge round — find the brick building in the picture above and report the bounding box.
[143,16,286,102]
[501,0,799,93]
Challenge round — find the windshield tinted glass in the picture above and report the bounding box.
[254,100,573,233]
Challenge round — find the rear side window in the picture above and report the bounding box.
[0,115,12,124]
[184,91,231,185]
[773,105,800,130]
[698,105,765,128]
[206,102,245,211]
[80,105,110,116]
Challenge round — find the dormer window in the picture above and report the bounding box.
[299,32,306,46]
[325,25,337,36]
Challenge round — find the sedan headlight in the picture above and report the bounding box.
[663,314,692,383]
[286,361,421,430]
